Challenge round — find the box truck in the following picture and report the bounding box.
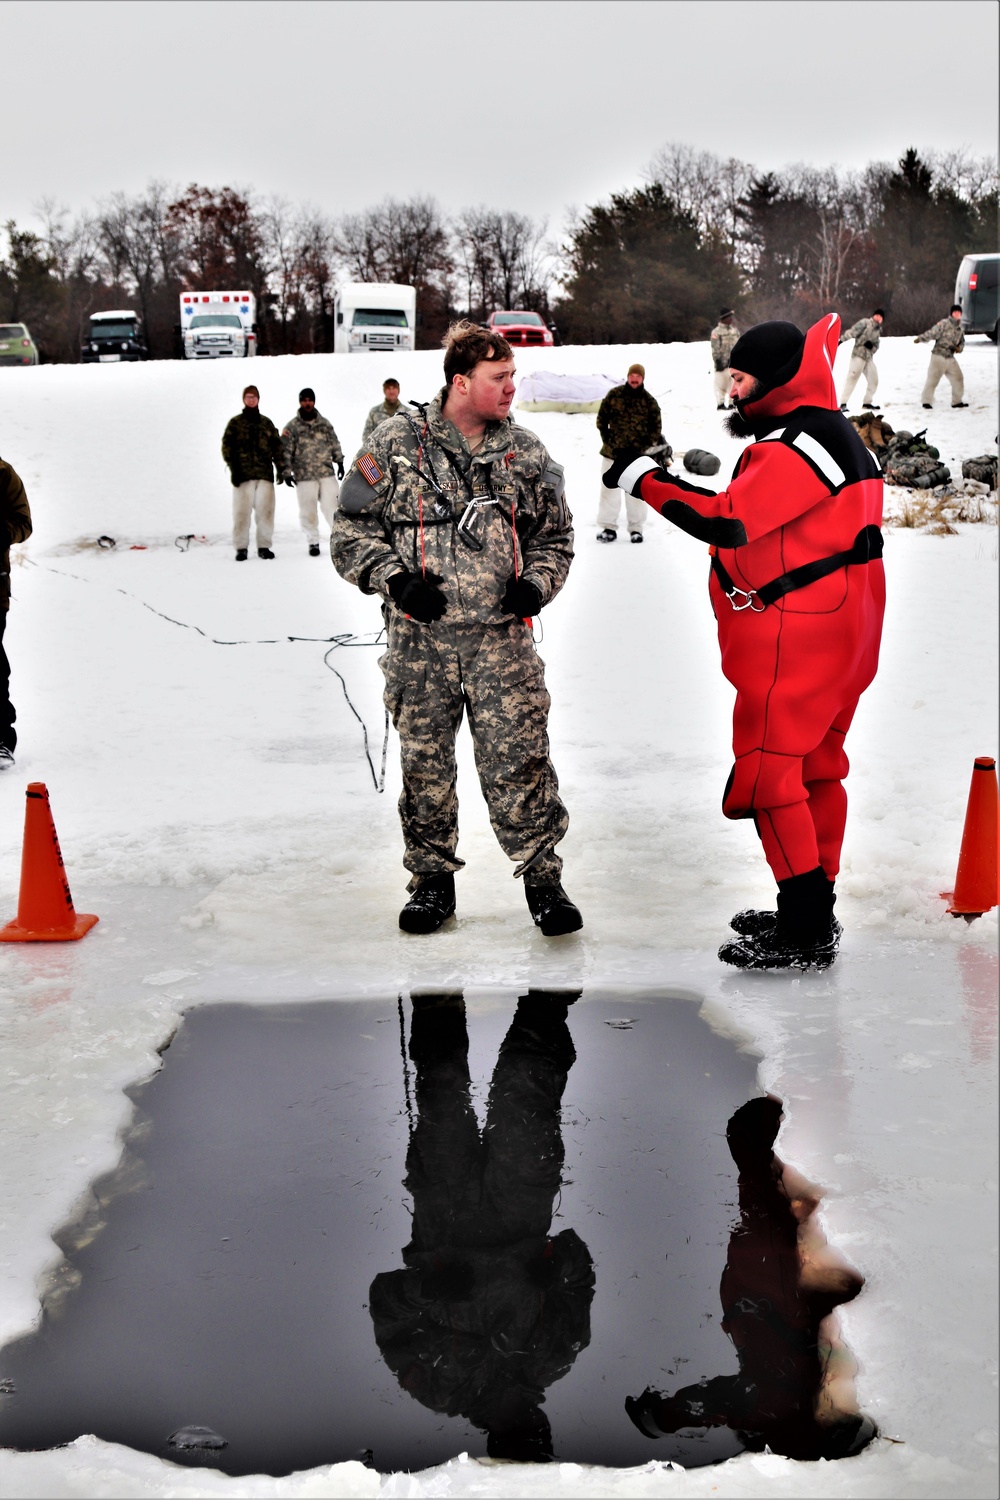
[334,283,416,353]
[180,292,257,358]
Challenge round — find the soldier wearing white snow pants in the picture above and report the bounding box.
[221,384,284,560]
[280,388,345,556]
[838,311,884,409]
[915,307,967,408]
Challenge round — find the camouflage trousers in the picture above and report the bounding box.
[380,614,568,886]
[921,353,964,406]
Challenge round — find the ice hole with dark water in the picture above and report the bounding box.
[0,988,875,1476]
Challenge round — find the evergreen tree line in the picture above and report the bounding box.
[1,144,994,361]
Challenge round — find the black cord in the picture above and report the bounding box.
[22,556,391,792]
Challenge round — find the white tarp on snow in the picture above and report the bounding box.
[517,370,623,411]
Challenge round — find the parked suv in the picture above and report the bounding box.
[955,252,999,342]
[82,309,148,363]
[0,324,39,366]
[486,310,554,347]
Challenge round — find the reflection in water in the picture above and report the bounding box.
[625,1096,877,1461]
[370,990,593,1462]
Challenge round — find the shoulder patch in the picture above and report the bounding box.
[357,453,384,486]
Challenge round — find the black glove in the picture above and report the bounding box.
[603,452,667,494]
[336,459,345,480]
[863,341,874,350]
[281,475,295,487]
[500,575,542,617]
[387,569,447,623]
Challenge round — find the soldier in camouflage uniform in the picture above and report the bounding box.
[332,321,581,936]
[710,309,740,409]
[221,385,284,560]
[595,363,662,542]
[0,454,32,768]
[280,388,345,557]
[916,305,968,408]
[838,309,884,410]
[362,378,405,444]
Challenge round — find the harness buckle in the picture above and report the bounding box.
[727,586,765,613]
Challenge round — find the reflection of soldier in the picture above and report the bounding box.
[370,992,594,1462]
[915,305,968,408]
[710,310,740,410]
[837,309,884,410]
[332,321,580,936]
[280,388,344,557]
[361,378,404,444]
[626,1096,876,1462]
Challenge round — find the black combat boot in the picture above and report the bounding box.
[524,881,583,936]
[398,873,456,934]
[719,868,840,970]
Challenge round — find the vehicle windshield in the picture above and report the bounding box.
[0,325,27,340]
[189,314,243,329]
[492,311,544,326]
[90,322,137,340]
[352,309,407,327]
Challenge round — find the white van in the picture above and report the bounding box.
[180,292,257,358]
[954,253,999,342]
[334,283,416,354]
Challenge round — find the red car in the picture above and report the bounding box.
[486,310,554,347]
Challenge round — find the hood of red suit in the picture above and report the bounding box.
[742,313,841,423]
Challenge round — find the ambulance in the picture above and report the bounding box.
[180,292,257,358]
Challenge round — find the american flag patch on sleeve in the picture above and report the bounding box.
[357,452,384,485]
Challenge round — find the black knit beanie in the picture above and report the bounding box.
[299,387,316,403]
[729,321,804,392]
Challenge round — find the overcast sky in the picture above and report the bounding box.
[2,0,997,238]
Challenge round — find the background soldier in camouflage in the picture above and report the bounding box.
[710,309,740,409]
[838,309,884,410]
[332,321,581,936]
[362,378,405,444]
[595,363,662,543]
[0,453,32,768]
[280,387,344,557]
[221,385,283,561]
[915,305,968,408]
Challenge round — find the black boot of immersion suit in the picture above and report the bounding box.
[719,868,841,970]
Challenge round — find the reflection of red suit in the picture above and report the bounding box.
[636,316,885,881]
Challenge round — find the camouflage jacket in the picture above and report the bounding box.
[332,390,574,626]
[221,409,283,484]
[596,384,662,458]
[710,322,740,370]
[917,318,965,358]
[0,457,32,611]
[839,318,881,359]
[280,410,344,481]
[362,399,405,444]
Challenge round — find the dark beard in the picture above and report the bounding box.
[723,378,764,440]
[724,408,755,440]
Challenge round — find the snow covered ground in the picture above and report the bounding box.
[0,332,996,1499]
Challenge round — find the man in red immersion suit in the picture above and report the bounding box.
[603,316,885,970]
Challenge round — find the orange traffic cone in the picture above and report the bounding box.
[943,757,999,922]
[0,783,99,942]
